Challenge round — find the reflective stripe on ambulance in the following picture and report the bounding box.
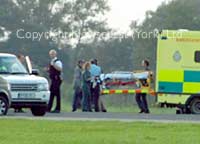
[101,89,155,95]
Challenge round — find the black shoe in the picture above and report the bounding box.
[72,109,77,112]
[144,110,150,114]
[102,109,107,112]
[50,110,60,113]
[139,110,144,113]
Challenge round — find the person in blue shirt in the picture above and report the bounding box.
[89,59,102,112]
[90,58,108,112]
[90,59,107,112]
[90,59,101,78]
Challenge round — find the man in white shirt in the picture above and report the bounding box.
[47,49,63,113]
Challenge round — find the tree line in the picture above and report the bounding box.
[0,0,200,82]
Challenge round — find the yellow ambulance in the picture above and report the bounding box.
[156,30,200,114]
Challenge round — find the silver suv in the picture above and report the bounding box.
[0,53,50,116]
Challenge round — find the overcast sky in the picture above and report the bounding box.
[106,0,170,32]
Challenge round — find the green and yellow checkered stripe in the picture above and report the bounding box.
[157,70,200,94]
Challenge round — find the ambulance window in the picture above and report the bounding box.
[195,51,200,63]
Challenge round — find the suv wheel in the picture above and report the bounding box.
[0,96,9,116]
[190,98,200,114]
[31,106,47,116]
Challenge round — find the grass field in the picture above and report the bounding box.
[0,119,200,144]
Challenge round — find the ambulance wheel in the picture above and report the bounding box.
[0,96,9,116]
[190,98,200,114]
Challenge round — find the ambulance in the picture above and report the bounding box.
[101,30,200,114]
[156,30,200,114]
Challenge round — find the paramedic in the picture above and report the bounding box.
[135,59,150,114]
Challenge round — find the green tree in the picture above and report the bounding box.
[130,0,200,70]
[0,0,110,81]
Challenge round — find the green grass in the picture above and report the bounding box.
[0,119,200,144]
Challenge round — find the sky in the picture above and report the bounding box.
[107,0,170,32]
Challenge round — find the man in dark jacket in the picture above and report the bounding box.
[72,60,84,112]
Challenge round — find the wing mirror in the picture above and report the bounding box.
[32,69,40,76]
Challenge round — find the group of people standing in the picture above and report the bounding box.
[47,50,150,114]
[72,59,107,112]
[13,49,150,114]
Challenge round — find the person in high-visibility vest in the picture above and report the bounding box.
[135,59,150,114]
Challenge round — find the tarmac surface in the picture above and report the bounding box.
[2,110,200,123]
